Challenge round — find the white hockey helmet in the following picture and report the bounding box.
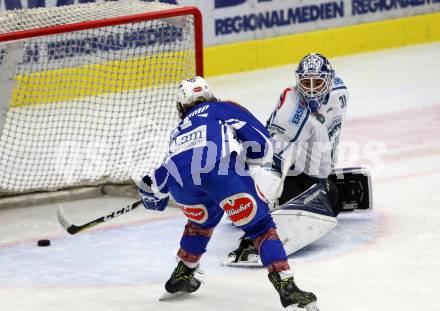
[176,76,213,118]
[295,53,335,113]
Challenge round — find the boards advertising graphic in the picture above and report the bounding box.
[1,0,440,46]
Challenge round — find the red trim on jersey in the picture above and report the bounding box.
[177,247,202,263]
[182,221,214,238]
[278,88,293,109]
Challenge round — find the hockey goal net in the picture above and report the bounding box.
[0,0,203,200]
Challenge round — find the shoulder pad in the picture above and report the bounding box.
[221,100,253,115]
[331,75,347,91]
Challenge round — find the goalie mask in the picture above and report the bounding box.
[176,76,214,119]
[295,53,335,113]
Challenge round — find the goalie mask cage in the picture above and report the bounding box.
[0,0,203,202]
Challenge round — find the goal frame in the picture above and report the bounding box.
[0,6,204,76]
[0,5,204,208]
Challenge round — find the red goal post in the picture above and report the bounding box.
[0,1,203,206]
[0,5,203,74]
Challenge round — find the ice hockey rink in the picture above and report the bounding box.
[1,41,440,311]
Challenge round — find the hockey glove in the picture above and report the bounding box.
[248,164,283,204]
[138,175,169,211]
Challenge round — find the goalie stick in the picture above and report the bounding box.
[57,200,143,235]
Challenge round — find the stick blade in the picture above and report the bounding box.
[56,204,79,235]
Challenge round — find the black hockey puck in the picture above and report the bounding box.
[37,239,51,247]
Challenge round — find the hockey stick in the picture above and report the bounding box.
[57,200,143,235]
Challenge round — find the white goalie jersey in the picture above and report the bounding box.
[267,76,348,179]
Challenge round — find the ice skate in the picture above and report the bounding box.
[222,237,262,267]
[159,261,202,301]
[268,272,318,311]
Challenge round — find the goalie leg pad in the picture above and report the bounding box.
[328,167,373,213]
[224,183,337,265]
[271,183,337,256]
[272,209,337,256]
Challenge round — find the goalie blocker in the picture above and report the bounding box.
[223,167,372,267]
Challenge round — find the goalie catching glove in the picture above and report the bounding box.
[137,175,169,211]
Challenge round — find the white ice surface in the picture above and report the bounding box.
[1,42,440,311]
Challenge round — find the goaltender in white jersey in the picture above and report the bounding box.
[226,53,372,267]
[267,71,347,181]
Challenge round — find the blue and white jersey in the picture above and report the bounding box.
[266,75,348,179]
[152,101,272,193]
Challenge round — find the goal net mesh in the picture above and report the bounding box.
[0,0,201,196]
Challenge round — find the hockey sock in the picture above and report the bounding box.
[178,221,215,266]
[253,228,289,271]
[278,269,294,279]
[177,248,202,268]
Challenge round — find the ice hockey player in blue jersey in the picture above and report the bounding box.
[137,76,319,311]
[226,53,372,267]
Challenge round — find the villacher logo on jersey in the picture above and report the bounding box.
[179,203,208,224]
[221,193,257,226]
